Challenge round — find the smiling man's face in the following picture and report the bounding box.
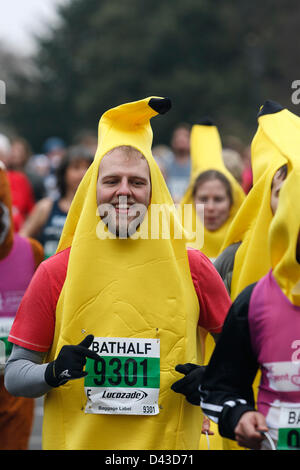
[96,146,151,237]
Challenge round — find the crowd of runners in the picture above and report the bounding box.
[0,96,299,451]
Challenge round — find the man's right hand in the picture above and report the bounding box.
[45,335,100,387]
[234,411,269,449]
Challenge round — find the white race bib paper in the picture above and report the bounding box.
[84,337,160,415]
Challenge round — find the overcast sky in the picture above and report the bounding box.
[0,0,70,55]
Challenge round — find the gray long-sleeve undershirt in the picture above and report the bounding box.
[4,344,52,398]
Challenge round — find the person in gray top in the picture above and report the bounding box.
[213,242,241,294]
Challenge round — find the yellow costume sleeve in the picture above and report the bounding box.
[42,97,203,450]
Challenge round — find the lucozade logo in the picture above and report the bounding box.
[101,389,148,401]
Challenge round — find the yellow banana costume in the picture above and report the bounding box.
[180,120,245,260]
[220,100,300,450]
[267,110,300,306]
[42,97,204,450]
[179,121,244,450]
[221,101,290,302]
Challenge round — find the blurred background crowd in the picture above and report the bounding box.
[1,0,299,256]
[0,121,253,258]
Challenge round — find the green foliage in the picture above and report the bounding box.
[2,0,300,152]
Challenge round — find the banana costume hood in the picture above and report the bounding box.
[221,101,291,300]
[180,120,245,259]
[267,109,300,306]
[43,97,202,450]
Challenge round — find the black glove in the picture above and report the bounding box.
[45,335,100,387]
[171,363,206,405]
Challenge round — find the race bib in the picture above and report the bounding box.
[84,337,160,415]
[277,406,300,450]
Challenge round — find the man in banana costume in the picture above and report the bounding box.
[5,97,230,450]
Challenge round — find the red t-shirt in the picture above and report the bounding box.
[7,171,35,232]
[9,247,231,352]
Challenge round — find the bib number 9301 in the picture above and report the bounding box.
[90,356,152,387]
[84,337,160,415]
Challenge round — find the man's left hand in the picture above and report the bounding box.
[171,363,206,405]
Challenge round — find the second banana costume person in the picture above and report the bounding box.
[180,120,245,260]
[180,120,244,450]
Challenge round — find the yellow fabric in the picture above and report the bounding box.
[218,103,285,450]
[221,110,287,301]
[180,123,245,259]
[42,97,203,450]
[220,101,300,450]
[270,170,300,305]
[264,110,300,306]
[219,103,287,451]
[179,123,244,449]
